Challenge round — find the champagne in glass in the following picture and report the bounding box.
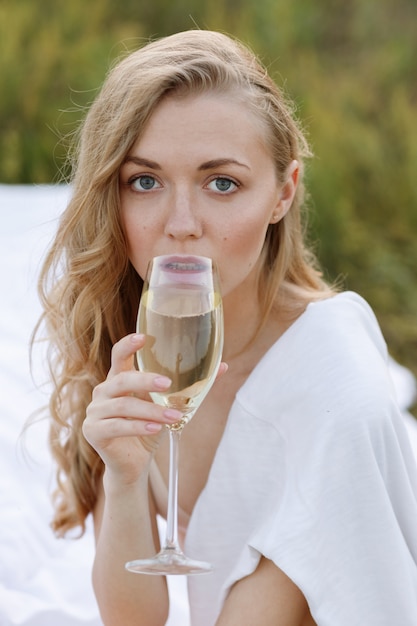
[125,254,223,575]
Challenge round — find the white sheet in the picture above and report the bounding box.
[0,185,189,626]
[0,184,416,625]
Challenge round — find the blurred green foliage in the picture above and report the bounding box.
[1,0,416,398]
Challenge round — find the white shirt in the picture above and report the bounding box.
[185,292,417,625]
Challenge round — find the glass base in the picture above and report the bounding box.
[125,548,213,576]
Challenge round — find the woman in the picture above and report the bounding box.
[36,30,417,625]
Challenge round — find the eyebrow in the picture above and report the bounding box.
[123,156,250,171]
[123,156,161,169]
[197,158,250,171]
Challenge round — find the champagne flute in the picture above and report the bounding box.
[125,254,224,575]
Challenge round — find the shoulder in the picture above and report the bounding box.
[237,291,396,435]
[241,291,390,395]
[292,290,386,354]
[306,290,385,341]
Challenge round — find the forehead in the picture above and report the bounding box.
[131,92,272,160]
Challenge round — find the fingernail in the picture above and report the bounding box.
[163,409,183,422]
[131,333,144,344]
[154,376,172,389]
[145,422,163,433]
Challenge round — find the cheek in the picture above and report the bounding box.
[218,217,269,291]
[223,213,269,258]
[122,218,152,279]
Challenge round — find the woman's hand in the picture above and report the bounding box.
[82,333,183,484]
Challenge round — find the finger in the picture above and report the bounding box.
[91,391,181,422]
[107,333,145,378]
[216,361,228,379]
[84,394,183,447]
[83,414,167,448]
[93,370,173,401]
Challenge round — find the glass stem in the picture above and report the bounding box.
[164,427,182,553]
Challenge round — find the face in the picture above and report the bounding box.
[119,92,297,303]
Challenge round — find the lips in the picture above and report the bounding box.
[161,255,210,273]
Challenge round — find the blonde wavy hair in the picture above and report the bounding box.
[35,29,334,537]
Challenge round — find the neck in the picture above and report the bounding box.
[222,288,263,363]
[221,281,304,370]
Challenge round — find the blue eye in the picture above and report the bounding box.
[130,175,161,191]
[207,177,238,193]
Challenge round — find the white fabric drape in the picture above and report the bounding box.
[186,293,417,625]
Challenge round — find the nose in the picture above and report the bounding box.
[164,186,203,240]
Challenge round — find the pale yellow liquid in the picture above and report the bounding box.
[137,287,223,427]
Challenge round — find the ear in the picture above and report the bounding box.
[269,160,299,224]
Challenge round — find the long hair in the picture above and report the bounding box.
[35,29,334,536]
